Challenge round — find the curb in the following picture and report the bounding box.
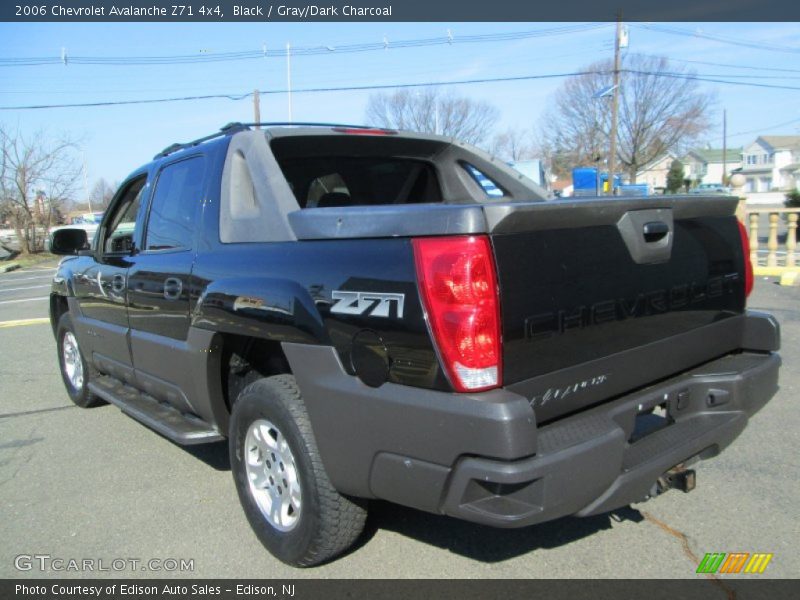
[0,262,20,274]
[779,271,799,287]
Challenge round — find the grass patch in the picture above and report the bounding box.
[11,252,59,269]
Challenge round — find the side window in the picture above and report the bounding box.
[462,163,506,198]
[145,156,205,251]
[103,177,145,254]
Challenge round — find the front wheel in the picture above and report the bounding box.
[229,375,366,567]
[56,313,103,408]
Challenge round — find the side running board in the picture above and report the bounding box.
[89,375,224,445]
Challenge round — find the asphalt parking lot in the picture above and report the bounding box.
[1,261,798,580]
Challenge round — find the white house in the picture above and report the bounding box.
[683,147,742,185]
[738,136,800,193]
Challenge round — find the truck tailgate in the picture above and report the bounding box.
[485,196,748,422]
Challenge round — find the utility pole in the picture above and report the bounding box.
[722,109,728,186]
[608,13,622,195]
[253,89,261,128]
[82,152,92,214]
[286,42,292,122]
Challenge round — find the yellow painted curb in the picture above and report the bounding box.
[753,267,789,277]
[0,317,50,329]
[779,271,799,287]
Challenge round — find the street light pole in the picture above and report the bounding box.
[722,109,728,186]
[82,152,92,214]
[286,42,292,122]
[608,13,622,195]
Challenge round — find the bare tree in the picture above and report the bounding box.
[0,126,80,254]
[365,88,500,145]
[540,54,714,182]
[89,178,117,211]
[490,128,536,162]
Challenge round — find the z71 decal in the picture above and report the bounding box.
[330,291,405,319]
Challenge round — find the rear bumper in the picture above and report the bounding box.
[283,312,781,528]
[441,350,780,527]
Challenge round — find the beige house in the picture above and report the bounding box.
[634,154,675,192]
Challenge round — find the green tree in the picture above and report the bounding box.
[666,160,685,194]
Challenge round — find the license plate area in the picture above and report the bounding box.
[628,401,674,444]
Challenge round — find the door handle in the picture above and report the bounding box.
[163,277,183,300]
[643,221,670,243]
[111,273,126,294]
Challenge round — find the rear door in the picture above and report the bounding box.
[126,155,206,409]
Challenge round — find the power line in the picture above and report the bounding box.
[3,67,799,111]
[0,23,609,67]
[0,71,603,109]
[665,56,800,75]
[5,51,800,97]
[3,68,800,111]
[0,91,253,109]
[712,117,800,142]
[626,70,800,91]
[635,24,800,55]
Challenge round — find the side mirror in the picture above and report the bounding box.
[50,228,89,255]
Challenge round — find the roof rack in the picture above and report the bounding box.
[154,122,393,160]
[237,122,387,130]
[153,122,250,159]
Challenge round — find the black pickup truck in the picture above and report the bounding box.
[49,123,780,567]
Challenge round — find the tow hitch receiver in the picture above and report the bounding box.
[657,467,697,494]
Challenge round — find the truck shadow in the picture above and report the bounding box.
[177,441,647,562]
[355,501,644,562]
[182,440,230,471]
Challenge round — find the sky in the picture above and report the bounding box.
[1,21,799,192]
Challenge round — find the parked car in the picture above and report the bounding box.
[49,123,780,567]
[690,183,731,194]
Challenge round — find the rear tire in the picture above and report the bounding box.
[56,313,103,408]
[229,374,367,567]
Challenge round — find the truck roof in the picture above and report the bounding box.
[154,122,453,160]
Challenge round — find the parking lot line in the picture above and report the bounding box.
[0,317,51,328]
[0,275,54,282]
[1,267,56,273]
[0,296,49,305]
[0,284,51,293]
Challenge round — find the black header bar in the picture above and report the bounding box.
[3,0,800,22]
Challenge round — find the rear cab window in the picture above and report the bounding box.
[461,163,506,198]
[271,134,443,208]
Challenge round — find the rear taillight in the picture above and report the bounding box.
[412,235,502,392]
[737,220,754,298]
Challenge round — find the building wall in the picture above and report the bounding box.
[636,156,674,190]
[705,163,723,185]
